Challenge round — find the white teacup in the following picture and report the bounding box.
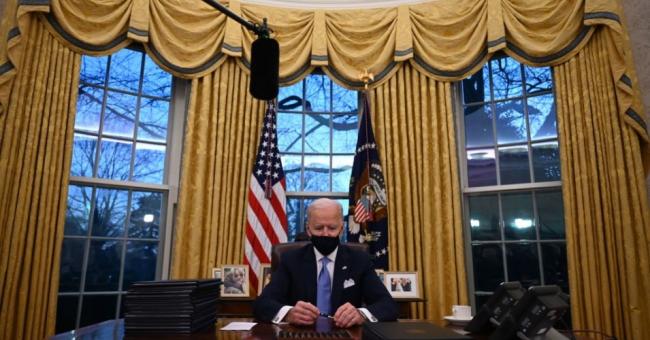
[451,305,472,319]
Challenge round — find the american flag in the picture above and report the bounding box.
[354,195,372,223]
[244,101,288,291]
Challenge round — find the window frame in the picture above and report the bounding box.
[57,47,188,331]
[454,56,567,310]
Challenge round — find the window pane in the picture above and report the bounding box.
[473,244,504,292]
[55,295,79,333]
[281,155,302,192]
[525,66,552,95]
[304,113,330,153]
[129,191,162,239]
[541,243,569,292]
[305,74,330,112]
[137,98,169,143]
[303,155,329,191]
[75,85,103,133]
[467,149,496,187]
[286,197,301,240]
[142,56,171,99]
[527,94,556,140]
[133,143,165,184]
[336,198,350,242]
[80,55,107,85]
[59,238,86,292]
[491,58,522,100]
[532,142,560,182]
[65,185,92,235]
[332,82,357,112]
[103,91,136,138]
[462,67,491,104]
[70,134,97,177]
[277,113,303,153]
[108,49,141,92]
[123,241,158,290]
[537,190,565,239]
[97,138,132,181]
[496,99,526,144]
[92,188,128,237]
[468,194,500,241]
[332,155,353,192]
[79,295,117,327]
[332,113,358,153]
[464,105,493,148]
[506,243,540,287]
[84,240,123,291]
[502,192,535,240]
[278,82,303,112]
[499,145,530,184]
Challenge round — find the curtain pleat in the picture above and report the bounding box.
[171,59,264,279]
[370,63,467,322]
[0,20,80,339]
[555,28,650,339]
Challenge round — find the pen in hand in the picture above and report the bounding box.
[319,312,334,319]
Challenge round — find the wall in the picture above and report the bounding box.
[621,0,650,198]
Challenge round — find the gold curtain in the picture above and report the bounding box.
[370,63,467,322]
[0,19,80,339]
[555,28,650,339]
[171,59,264,279]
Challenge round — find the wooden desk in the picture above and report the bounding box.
[217,297,420,319]
[50,318,363,340]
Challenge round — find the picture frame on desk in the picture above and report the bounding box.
[212,267,222,280]
[384,271,421,299]
[258,264,272,294]
[221,265,249,297]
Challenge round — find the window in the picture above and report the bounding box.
[56,48,185,332]
[458,56,569,311]
[277,72,359,240]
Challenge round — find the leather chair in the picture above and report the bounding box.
[270,241,369,272]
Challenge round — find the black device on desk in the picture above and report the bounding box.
[363,322,471,340]
[464,281,525,334]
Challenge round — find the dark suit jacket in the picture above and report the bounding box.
[253,244,398,322]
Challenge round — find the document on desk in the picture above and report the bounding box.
[220,322,257,330]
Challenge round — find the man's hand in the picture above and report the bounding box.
[333,303,364,328]
[286,301,320,325]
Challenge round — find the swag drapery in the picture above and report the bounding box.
[0,0,647,338]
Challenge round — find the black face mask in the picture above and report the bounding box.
[310,235,340,256]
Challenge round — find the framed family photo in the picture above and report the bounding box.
[258,264,272,294]
[221,265,249,297]
[383,271,420,299]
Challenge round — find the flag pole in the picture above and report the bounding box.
[359,70,374,228]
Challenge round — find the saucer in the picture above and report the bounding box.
[443,315,473,326]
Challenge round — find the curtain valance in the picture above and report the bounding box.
[0,0,646,139]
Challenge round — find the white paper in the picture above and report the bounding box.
[220,322,257,331]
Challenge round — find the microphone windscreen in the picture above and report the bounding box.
[250,37,279,100]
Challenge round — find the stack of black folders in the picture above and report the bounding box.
[363,322,471,340]
[124,279,221,334]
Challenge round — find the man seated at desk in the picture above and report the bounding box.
[254,198,398,328]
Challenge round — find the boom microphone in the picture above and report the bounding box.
[250,37,279,100]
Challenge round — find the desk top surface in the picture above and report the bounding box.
[51,318,367,340]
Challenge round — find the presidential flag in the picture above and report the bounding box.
[348,94,389,269]
[244,101,288,291]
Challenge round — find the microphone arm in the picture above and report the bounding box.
[201,0,271,38]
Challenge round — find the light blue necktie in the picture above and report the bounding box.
[317,257,332,315]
